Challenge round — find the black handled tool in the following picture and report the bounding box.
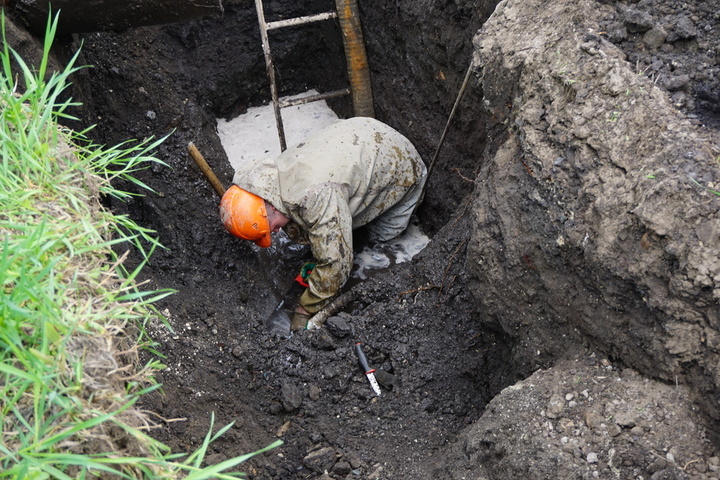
[354,342,381,396]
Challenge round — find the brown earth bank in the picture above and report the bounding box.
[4,0,720,478]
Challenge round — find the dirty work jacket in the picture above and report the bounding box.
[232,117,425,314]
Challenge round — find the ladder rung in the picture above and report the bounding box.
[278,88,351,108]
[266,11,337,30]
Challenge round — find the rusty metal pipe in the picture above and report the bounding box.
[335,0,374,118]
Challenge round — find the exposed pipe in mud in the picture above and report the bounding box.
[308,288,357,329]
[11,0,224,34]
[335,0,375,118]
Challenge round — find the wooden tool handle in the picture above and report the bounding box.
[187,142,226,198]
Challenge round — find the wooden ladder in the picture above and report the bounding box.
[254,0,374,152]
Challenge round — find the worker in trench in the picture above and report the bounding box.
[219,116,427,331]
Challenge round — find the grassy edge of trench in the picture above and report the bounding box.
[0,13,281,479]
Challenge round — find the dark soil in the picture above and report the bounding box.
[4,0,720,477]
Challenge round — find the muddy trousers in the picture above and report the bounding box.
[365,162,428,243]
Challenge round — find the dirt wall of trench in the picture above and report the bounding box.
[466,0,720,420]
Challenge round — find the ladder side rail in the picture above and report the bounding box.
[255,0,288,151]
[255,1,371,150]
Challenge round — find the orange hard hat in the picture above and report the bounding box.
[219,185,271,248]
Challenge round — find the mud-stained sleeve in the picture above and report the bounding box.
[297,185,353,314]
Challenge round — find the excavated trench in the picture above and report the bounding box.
[37,1,515,477]
[7,0,720,477]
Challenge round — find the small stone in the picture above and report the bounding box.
[303,447,336,474]
[146,110,156,120]
[566,393,575,401]
[275,421,291,438]
[308,384,322,401]
[559,418,575,431]
[648,457,667,473]
[585,409,604,429]
[331,460,352,476]
[280,382,303,412]
[614,411,637,428]
[643,26,667,50]
[546,394,565,419]
[587,452,599,463]
[368,464,384,479]
[630,426,644,436]
[345,453,363,469]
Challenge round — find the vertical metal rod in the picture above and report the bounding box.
[428,60,474,177]
[415,59,475,211]
[255,0,288,151]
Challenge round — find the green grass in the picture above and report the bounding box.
[691,177,720,196]
[0,12,280,479]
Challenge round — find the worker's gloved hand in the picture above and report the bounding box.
[295,262,316,288]
[291,307,312,332]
